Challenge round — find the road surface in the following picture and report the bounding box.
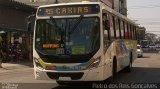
[0,53,160,89]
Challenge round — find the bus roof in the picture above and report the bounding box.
[38,1,100,8]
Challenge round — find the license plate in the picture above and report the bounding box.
[59,77,71,80]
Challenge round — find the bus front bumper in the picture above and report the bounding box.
[34,66,104,81]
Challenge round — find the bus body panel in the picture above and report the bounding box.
[34,64,104,81]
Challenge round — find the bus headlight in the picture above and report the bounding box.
[33,58,43,69]
[89,57,101,69]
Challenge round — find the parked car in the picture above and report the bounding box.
[137,45,143,58]
[156,44,160,48]
[148,44,156,51]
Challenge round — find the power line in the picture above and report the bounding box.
[129,4,160,8]
[128,3,160,9]
[140,21,160,23]
[128,6,160,9]
[147,31,160,32]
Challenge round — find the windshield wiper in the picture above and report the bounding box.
[50,16,65,44]
[68,15,84,35]
[50,16,58,28]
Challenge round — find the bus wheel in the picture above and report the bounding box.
[125,53,132,72]
[108,57,117,82]
[113,58,117,76]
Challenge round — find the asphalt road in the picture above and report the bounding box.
[0,53,160,89]
[113,53,160,83]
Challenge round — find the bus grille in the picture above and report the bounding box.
[46,72,84,80]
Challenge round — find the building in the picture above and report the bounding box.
[113,0,127,16]
[0,0,36,61]
[0,0,35,31]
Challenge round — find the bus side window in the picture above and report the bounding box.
[103,13,110,31]
[102,12,111,50]
[121,20,124,39]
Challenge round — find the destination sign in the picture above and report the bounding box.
[37,4,100,16]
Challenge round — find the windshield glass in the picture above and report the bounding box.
[35,17,100,56]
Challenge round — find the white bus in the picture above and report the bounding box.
[32,0,137,85]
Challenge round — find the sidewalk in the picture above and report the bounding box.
[0,60,33,73]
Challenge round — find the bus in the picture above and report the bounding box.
[32,0,138,85]
[140,40,149,48]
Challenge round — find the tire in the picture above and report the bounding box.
[112,58,117,76]
[125,53,133,72]
[108,57,117,83]
[141,55,143,58]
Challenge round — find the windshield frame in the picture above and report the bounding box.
[34,16,101,58]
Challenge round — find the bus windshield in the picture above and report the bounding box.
[35,17,100,56]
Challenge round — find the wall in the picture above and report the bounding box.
[0,6,30,31]
[114,0,127,16]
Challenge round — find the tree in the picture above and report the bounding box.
[145,33,157,43]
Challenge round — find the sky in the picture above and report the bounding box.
[127,0,160,35]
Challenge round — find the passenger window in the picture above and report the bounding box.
[102,12,111,51]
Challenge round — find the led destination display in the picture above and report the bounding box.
[37,4,100,16]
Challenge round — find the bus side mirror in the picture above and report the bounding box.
[27,14,35,32]
[103,20,109,30]
[103,15,110,30]
[27,22,31,32]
